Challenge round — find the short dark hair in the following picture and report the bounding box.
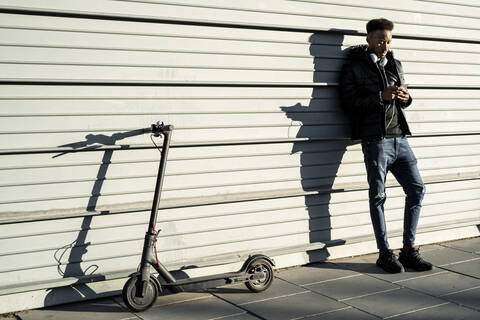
[366,18,394,33]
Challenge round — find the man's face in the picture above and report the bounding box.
[367,29,392,59]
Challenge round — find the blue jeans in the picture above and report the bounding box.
[361,137,425,249]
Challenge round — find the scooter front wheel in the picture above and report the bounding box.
[122,275,159,312]
[245,258,274,293]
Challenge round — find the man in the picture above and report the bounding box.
[340,18,433,273]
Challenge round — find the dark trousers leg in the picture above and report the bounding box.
[362,139,392,250]
[390,137,425,246]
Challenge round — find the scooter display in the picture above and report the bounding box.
[122,122,275,312]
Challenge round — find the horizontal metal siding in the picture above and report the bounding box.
[1,133,480,213]
[0,1,479,312]
[0,14,479,86]
[0,0,479,40]
[1,101,479,215]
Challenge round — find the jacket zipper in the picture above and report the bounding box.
[375,62,388,137]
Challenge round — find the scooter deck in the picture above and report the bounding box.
[162,270,261,287]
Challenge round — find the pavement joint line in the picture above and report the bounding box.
[129,312,147,319]
[382,302,451,319]
[209,292,267,320]
[439,242,479,254]
[208,311,249,320]
[274,276,367,307]
[438,256,480,267]
[392,270,449,283]
[437,265,480,280]
[339,266,407,287]
[339,287,401,302]
[439,284,480,297]
[145,293,215,310]
[117,312,144,320]
[298,273,363,286]
[289,306,354,320]
[236,290,310,306]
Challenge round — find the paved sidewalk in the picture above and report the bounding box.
[9,237,480,320]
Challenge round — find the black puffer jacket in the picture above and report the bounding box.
[339,45,412,140]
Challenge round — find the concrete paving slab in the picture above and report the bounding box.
[333,252,441,282]
[299,306,380,320]
[17,297,136,320]
[209,278,306,306]
[343,287,446,319]
[238,291,347,320]
[275,262,359,285]
[416,246,479,266]
[441,237,480,255]
[440,258,480,279]
[137,296,246,320]
[388,302,480,320]
[442,286,480,311]
[305,274,400,301]
[395,270,480,297]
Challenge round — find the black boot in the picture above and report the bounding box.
[377,249,403,273]
[399,247,433,271]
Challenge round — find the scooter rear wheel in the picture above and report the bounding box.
[122,275,159,312]
[245,258,274,293]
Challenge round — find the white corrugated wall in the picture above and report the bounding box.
[0,0,479,313]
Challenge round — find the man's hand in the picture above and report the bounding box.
[381,85,398,101]
[381,85,410,103]
[395,86,410,103]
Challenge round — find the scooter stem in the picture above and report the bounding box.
[148,124,173,229]
[138,123,176,296]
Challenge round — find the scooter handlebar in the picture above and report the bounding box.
[144,122,174,136]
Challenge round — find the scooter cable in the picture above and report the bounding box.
[152,225,162,267]
[150,134,162,153]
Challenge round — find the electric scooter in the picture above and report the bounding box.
[122,122,275,312]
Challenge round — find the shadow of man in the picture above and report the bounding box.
[44,129,146,306]
[281,31,353,262]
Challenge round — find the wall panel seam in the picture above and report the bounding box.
[1,8,480,44]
